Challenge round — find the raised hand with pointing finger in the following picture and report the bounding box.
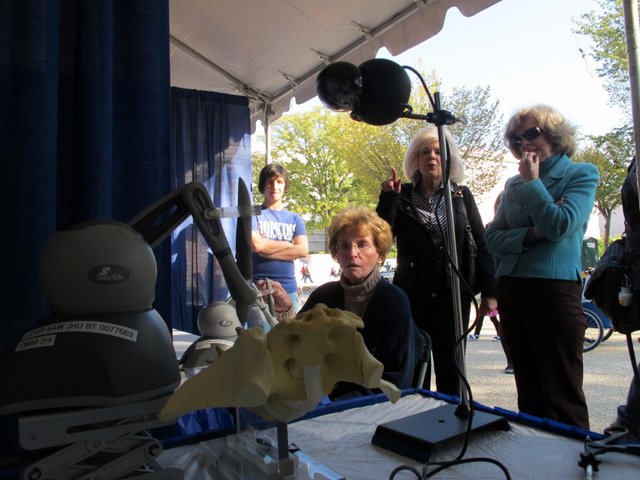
[381,167,402,193]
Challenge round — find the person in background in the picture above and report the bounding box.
[252,164,308,312]
[302,264,313,283]
[468,307,513,374]
[470,193,513,375]
[468,309,501,342]
[484,104,598,430]
[300,205,423,401]
[376,126,497,396]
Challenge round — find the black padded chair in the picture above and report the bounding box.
[414,329,432,389]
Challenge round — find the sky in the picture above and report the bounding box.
[252,0,623,231]
[378,0,619,137]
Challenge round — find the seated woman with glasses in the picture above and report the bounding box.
[299,205,423,401]
[484,104,599,430]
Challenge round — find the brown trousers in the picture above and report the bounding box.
[497,276,590,430]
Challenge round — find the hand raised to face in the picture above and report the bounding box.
[519,151,540,183]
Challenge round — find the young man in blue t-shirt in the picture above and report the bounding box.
[252,164,308,312]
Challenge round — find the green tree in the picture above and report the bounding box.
[266,109,368,251]
[446,85,507,195]
[257,68,507,250]
[575,0,633,118]
[334,116,411,201]
[404,67,508,196]
[332,69,440,200]
[250,148,268,200]
[574,0,636,247]
[573,126,633,249]
[339,68,507,200]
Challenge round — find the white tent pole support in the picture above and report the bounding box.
[622,0,640,206]
[265,111,272,166]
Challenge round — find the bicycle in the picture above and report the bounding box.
[582,268,614,352]
[298,285,316,308]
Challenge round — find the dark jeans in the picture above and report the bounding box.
[497,276,589,430]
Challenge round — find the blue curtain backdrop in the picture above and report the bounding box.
[0,0,171,461]
[170,87,252,334]
[0,0,171,351]
[0,0,252,464]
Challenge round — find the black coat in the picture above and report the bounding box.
[300,279,422,396]
[376,183,497,303]
[623,157,640,285]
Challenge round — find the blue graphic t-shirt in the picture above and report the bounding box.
[251,207,307,293]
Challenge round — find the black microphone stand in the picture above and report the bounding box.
[372,92,509,463]
[434,92,469,412]
[407,92,469,408]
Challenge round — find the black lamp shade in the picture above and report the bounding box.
[317,61,362,112]
[352,58,411,126]
[317,58,411,126]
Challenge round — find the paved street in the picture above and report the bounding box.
[464,321,637,434]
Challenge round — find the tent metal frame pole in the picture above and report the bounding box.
[622,0,640,206]
[432,94,469,408]
[264,110,272,166]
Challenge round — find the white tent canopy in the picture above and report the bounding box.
[169,0,502,132]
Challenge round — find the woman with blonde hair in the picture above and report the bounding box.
[300,205,422,400]
[376,126,497,395]
[485,104,599,429]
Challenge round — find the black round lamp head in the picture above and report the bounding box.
[316,61,362,112]
[352,58,412,126]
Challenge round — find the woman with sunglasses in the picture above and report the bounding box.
[299,205,423,401]
[376,126,498,396]
[484,104,599,430]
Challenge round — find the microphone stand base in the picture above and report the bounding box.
[371,403,510,463]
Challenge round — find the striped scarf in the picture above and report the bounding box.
[412,183,452,246]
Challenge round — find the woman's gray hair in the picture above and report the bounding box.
[402,126,464,184]
[504,104,577,159]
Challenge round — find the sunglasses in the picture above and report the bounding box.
[512,127,544,145]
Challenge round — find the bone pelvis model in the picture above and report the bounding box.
[160,303,401,423]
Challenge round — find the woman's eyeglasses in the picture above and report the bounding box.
[336,241,373,255]
[512,127,544,145]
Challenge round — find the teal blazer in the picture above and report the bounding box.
[485,153,599,282]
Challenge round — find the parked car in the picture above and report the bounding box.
[379,263,395,282]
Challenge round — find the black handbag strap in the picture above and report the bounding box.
[454,186,473,231]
